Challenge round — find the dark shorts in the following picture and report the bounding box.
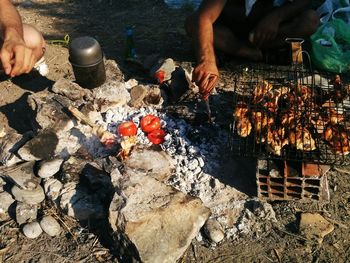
[215,0,275,39]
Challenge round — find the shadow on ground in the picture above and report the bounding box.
[17,0,195,64]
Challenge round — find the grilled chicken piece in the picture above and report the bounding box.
[266,128,288,156]
[323,108,345,125]
[251,111,274,133]
[236,117,252,137]
[289,124,316,151]
[253,80,273,103]
[234,102,249,119]
[324,125,350,155]
[297,85,313,102]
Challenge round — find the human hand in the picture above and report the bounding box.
[192,60,219,99]
[251,14,281,47]
[0,31,36,77]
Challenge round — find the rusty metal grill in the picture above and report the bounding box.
[230,65,350,165]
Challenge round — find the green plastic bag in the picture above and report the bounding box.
[310,19,350,73]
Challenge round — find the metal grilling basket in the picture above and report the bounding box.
[230,64,350,165]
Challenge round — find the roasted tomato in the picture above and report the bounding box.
[147,129,166,144]
[117,121,138,137]
[154,70,165,84]
[140,114,161,133]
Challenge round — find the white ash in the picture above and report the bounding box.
[103,105,256,239]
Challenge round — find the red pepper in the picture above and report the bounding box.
[140,114,161,133]
[154,70,165,84]
[117,121,138,137]
[147,129,166,145]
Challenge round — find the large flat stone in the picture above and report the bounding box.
[109,169,210,263]
[299,213,334,244]
[124,148,175,182]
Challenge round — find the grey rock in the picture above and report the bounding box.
[105,59,124,82]
[129,85,148,108]
[28,92,75,132]
[0,191,15,221]
[125,148,175,182]
[109,170,211,263]
[0,161,40,190]
[16,202,38,225]
[18,130,59,161]
[22,221,42,239]
[43,178,63,201]
[150,58,176,83]
[60,156,88,183]
[0,129,32,166]
[59,182,105,221]
[52,78,93,101]
[11,185,45,205]
[93,81,131,112]
[37,158,64,178]
[299,213,334,244]
[203,219,225,243]
[40,216,61,236]
[143,87,164,107]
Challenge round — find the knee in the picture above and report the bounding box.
[301,10,320,35]
[23,24,45,58]
[185,12,199,37]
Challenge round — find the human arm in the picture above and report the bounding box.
[252,0,311,46]
[0,0,36,76]
[192,0,226,97]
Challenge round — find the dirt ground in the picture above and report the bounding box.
[1,1,350,262]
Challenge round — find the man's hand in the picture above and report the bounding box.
[193,60,219,99]
[251,13,281,47]
[0,30,36,77]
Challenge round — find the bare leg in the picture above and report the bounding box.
[213,23,263,61]
[185,13,263,61]
[260,10,320,48]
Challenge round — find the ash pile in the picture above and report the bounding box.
[0,59,278,262]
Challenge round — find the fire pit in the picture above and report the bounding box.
[230,65,350,165]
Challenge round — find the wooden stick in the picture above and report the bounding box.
[68,106,96,128]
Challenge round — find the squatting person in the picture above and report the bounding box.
[185,0,320,97]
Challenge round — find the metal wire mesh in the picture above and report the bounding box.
[230,65,350,165]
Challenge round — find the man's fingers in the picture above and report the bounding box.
[203,75,218,95]
[23,49,33,74]
[199,74,210,91]
[10,46,25,77]
[28,55,36,74]
[0,48,13,75]
[207,75,218,91]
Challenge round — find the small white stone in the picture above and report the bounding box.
[37,158,64,178]
[16,202,37,225]
[203,219,225,243]
[44,178,63,201]
[22,221,42,239]
[125,78,138,90]
[40,216,61,237]
[188,159,199,171]
[197,157,205,167]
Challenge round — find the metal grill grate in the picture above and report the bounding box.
[230,65,350,165]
